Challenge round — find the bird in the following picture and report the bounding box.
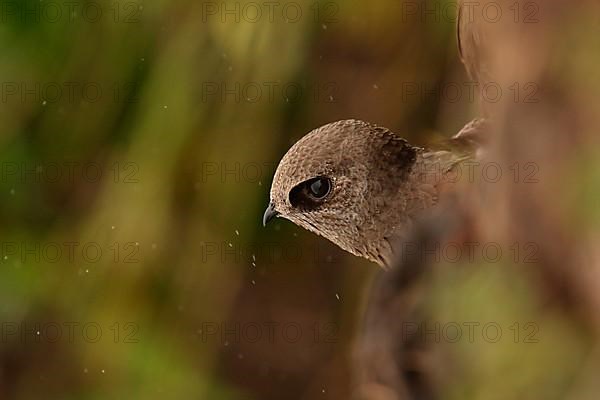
[262,1,490,268]
[262,119,468,268]
[261,4,491,399]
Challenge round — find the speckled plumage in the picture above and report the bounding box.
[266,119,463,267]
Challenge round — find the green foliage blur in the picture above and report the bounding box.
[0,0,461,397]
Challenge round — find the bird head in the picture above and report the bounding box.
[263,119,421,267]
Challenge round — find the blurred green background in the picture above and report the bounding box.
[2,0,598,399]
[0,0,463,397]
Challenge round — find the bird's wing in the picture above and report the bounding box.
[457,0,483,84]
[452,117,490,153]
[456,1,494,146]
[457,0,497,94]
[403,150,466,218]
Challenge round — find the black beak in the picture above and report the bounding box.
[262,202,279,227]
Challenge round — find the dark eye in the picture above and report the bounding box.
[309,177,330,199]
[289,176,332,209]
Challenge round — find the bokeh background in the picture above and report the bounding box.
[1,0,599,399]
